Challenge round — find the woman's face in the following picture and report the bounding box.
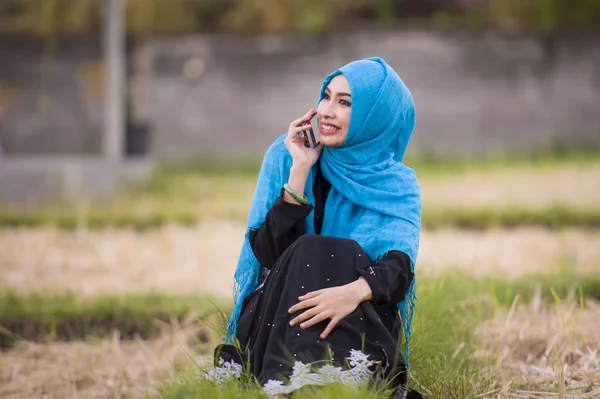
[317,74,351,148]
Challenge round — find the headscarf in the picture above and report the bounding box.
[226,57,421,367]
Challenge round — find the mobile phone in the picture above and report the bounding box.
[302,114,320,149]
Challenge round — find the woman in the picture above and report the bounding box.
[208,57,422,398]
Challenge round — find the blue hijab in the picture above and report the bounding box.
[226,57,421,366]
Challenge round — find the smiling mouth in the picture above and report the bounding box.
[320,123,340,135]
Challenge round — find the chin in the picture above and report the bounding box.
[321,135,344,148]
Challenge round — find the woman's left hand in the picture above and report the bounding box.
[288,279,372,339]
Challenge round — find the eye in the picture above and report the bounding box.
[340,99,352,107]
[322,93,330,101]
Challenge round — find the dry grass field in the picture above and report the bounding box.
[473,298,600,398]
[420,163,600,209]
[0,321,213,399]
[1,225,598,297]
[3,299,598,399]
[1,159,599,398]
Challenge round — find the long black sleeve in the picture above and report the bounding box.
[358,250,414,305]
[249,189,314,269]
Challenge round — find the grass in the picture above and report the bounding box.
[152,271,600,399]
[421,205,600,229]
[156,379,390,399]
[1,270,599,397]
[2,149,599,397]
[2,152,600,229]
[134,144,600,179]
[403,144,600,177]
[2,271,598,349]
[0,291,228,349]
[2,204,600,230]
[0,209,200,230]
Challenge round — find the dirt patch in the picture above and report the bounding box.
[420,164,600,209]
[1,225,599,298]
[0,319,213,399]
[0,222,245,298]
[473,297,600,398]
[418,227,600,278]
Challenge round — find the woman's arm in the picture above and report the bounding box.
[283,165,311,205]
[288,250,413,339]
[249,186,313,269]
[357,250,414,304]
[250,108,323,268]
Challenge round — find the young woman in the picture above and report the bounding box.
[209,57,422,398]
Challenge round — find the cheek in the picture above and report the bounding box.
[341,110,351,132]
[316,100,326,115]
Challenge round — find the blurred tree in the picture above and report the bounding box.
[218,0,362,34]
[0,0,598,37]
[480,0,600,33]
[0,0,99,36]
[126,0,231,35]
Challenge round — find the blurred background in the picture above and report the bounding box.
[1,0,600,203]
[0,1,599,398]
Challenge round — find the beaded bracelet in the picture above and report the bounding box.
[283,183,309,205]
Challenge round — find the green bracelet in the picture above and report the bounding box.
[283,183,309,205]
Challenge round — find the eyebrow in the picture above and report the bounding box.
[325,87,352,98]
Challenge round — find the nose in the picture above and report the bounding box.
[318,100,335,120]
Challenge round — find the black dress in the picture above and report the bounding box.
[211,166,421,398]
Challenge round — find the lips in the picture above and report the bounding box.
[319,122,340,136]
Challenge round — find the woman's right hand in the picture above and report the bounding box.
[284,109,323,169]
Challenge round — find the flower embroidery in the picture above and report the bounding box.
[207,350,379,396]
[204,357,243,383]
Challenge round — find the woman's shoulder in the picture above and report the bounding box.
[261,133,293,169]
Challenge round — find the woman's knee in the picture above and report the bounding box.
[292,234,322,248]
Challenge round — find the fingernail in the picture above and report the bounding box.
[289,321,294,326]
[300,323,305,328]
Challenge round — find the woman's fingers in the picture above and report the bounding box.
[298,290,323,301]
[287,109,316,142]
[320,316,340,339]
[285,125,309,146]
[288,296,319,314]
[290,127,309,144]
[289,306,319,326]
[290,108,316,128]
[299,311,330,329]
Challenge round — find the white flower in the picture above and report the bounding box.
[319,364,343,383]
[289,361,323,391]
[262,350,377,396]
[263,379,286,396]
[291,361,311,377]
[204,357,243,384]
[348,349,370,367]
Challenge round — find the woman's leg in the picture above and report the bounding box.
[243,234,405,388]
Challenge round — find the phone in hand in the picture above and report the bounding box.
[301,114,320,149]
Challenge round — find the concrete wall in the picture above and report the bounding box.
[146,31,600,159]
[1,30,600,160]
[0,157,152,205]
[0,36,104,155]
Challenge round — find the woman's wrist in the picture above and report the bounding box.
[353,277,373,302]
[291,162,312,175]
[284,164,311,205]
